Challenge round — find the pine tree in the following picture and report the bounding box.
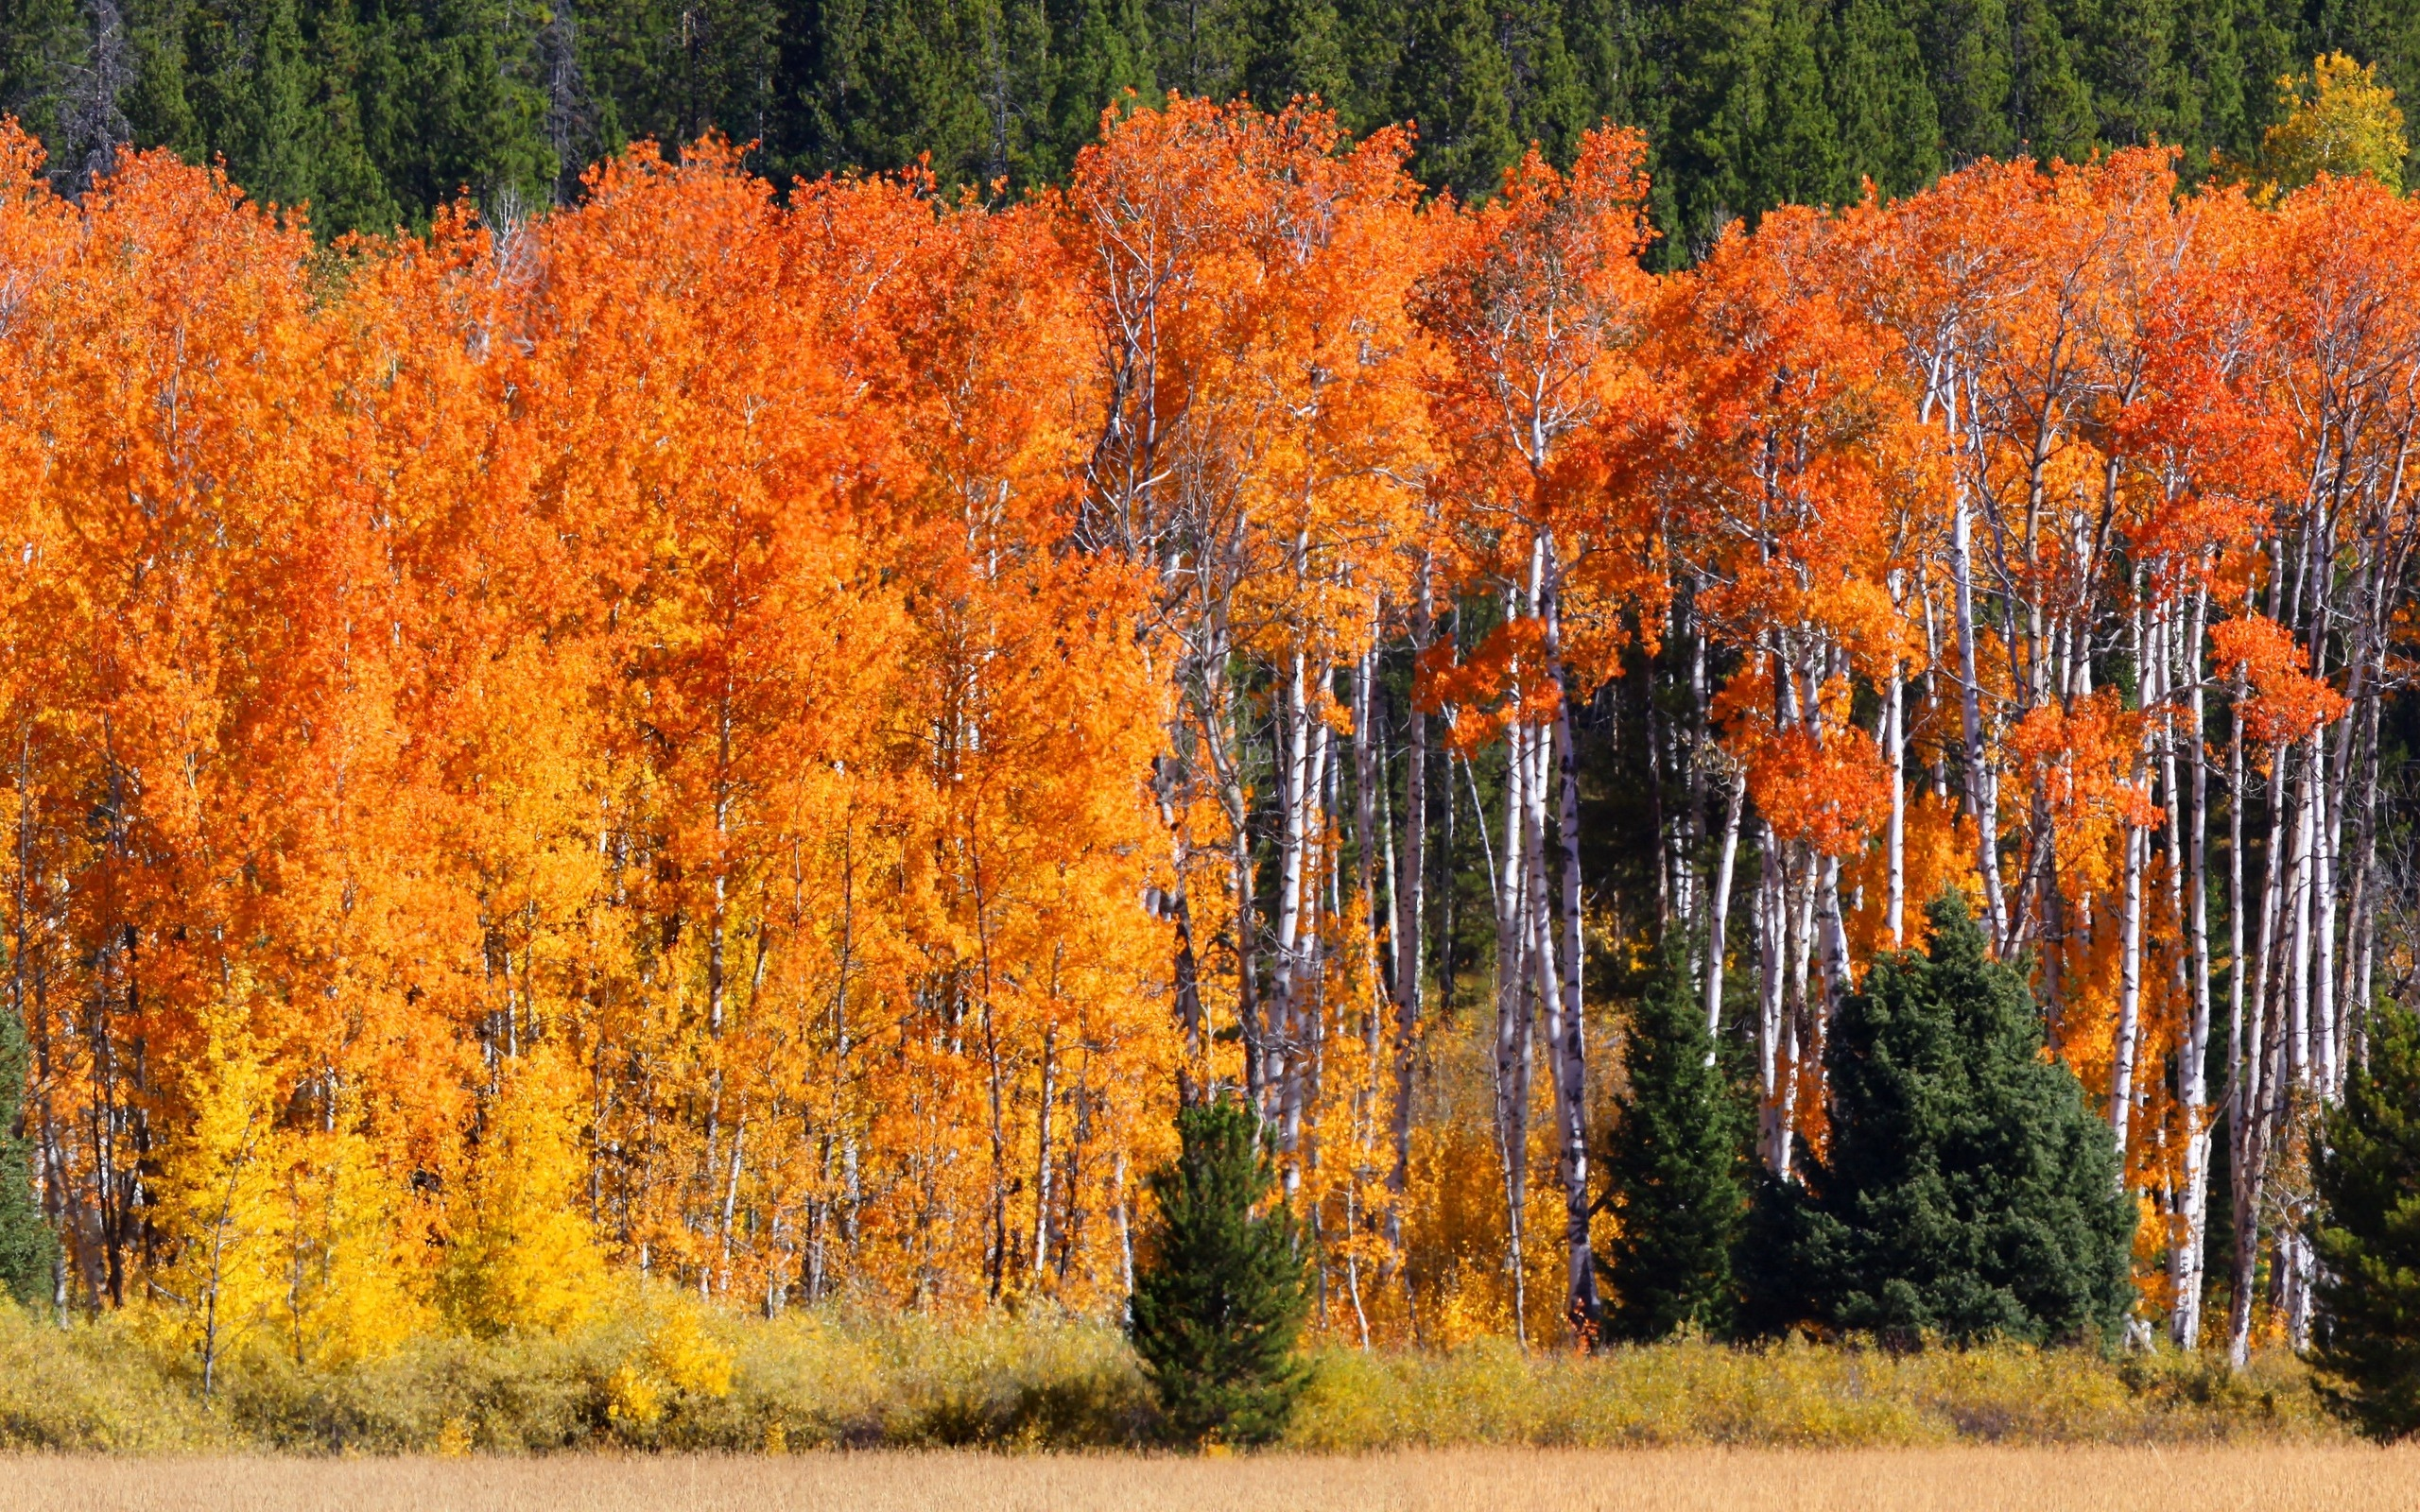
[1128,1095,1309,1448]
[2309,1002,2420,1442]
[1662,0,1847,254]
[1743,895,2135,1345]
[0,995,56,1311]
[1032,0,1152,179]
[1392,0,1516,201]
[0,0,95,151]
[1245,0,1347,112]
[2074,0,2191,147]
[1747,0,1846,209]
[1824,0,1942,198]
[1917,0,2016,163]
[1599,936,1751,1342]
[2007,0,2095,161]
[768,0,994,189]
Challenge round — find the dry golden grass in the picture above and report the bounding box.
[0,1446,2412,1512]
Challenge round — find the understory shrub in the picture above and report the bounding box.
[0,1291,2340,1452]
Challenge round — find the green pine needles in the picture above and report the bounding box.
[1128,1094,1309,1448]
[2311,1002,2420,1441]
[1744,894,2135,1346]
[1600,935,1751,1341]
[0,974,53,1309]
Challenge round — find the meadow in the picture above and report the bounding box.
[0,1299,2342,1455]
[0,1446,2414,1512]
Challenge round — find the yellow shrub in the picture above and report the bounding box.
[648,1303,735,1399]
[606,1364,666,1432]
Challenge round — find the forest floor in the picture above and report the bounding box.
[0,1446,2414,1512]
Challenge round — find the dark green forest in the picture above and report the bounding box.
[0,2,2397,249]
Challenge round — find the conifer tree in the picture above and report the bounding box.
[1128,1096,1309,1448]
[0,991,55,1310]
[1743,896,2135,1345]
[1823,0,1940,198]
[1391,0,1517,200]
[1599,936,1751,1342]
[2310,1003,2420,1442]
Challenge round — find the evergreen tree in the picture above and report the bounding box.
[576,0,783,166]
[1244,0,1348,113]
[1392,0,1517,200]
[1599,936,1752,1342]
[1661,0,1846,256]
[768,0,996,190]
[1748,0,1845,208]
[1742,895,2135,1345]
[1824,0,1941,198]
[2007,0,2094,161]
[1,0,2403,249]
[1128,1095,1309,1448]
[1146,0,1254,102]
[2074,0,2191,147]
[2309,1003,2420,1442]
[0,0,96,152]
[1496,0,1591,169]
[0,990,56,1311]
[1918,0,2016,163]
[1032,0,1153,179]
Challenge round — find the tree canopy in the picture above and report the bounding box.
[0,0,2395,247]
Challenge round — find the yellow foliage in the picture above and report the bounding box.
[143,1003,283,1383]
[2263,54,2408,192]
[441,1048,609,1337]
[605,1364,666,1431]
[647,1301,735,1398]
[272,1124,435,1368]
[433,1416,474,1457]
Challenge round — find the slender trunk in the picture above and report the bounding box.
[1270,653,1314,1125]
[1755,826,1793,1178]
[2173,589,2214,1349]
[1951,487,2004,939]
[1494,715,1533,1349]
[1388,580,1430,1279]
[1703,770,1744,1039]
[1886,660,1905,946]
[1546,580,1597,1332]
[1031,1024,1056,1283]
[2111,821,2144,1167]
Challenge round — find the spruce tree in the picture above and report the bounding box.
[1917,0,2016,163]
[2006,0,2095,161]
[1391,0,1516,202]
[0,991,55,1311]
[2309,1002,2420,1442]
[1742,894,2135,1345]
[1599,936,1751,1342]
[1823,0,1941,198]
[1128,1095,1309,1448]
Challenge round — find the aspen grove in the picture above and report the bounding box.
[0,94,2411,1367]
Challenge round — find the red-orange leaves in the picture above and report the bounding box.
[1418,620,1564,752]
[2213,614,2346,744]
[2003,691,2163,904]
[1713,663,1891,857]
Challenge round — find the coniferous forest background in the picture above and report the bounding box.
[0,0,2396,250]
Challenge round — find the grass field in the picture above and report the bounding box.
[0,1301,2345,1454]
[0,1446,2413,1512]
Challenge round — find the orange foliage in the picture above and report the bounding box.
[2212,614,2347,745]
[0,93,2398,1354]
